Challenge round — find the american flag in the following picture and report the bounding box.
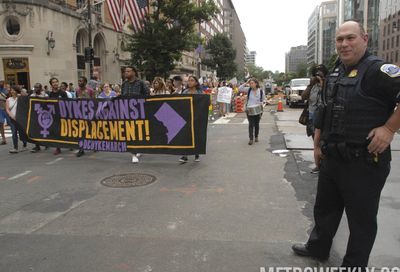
[125,0,149,33]
[106,0,126,32]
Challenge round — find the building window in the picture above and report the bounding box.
[76,0,85,9]
[396,51,399,63]
[387,39,390,50]
[5,17,20,36]
[392,37,395,48]
[384,26,386,37]
[397,35,399,47]
[383,40,386,51]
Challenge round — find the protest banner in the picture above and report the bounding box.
[16,95,209,155]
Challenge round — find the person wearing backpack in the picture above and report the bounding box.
[239,78,265,145]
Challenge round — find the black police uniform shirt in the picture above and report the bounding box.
[355,52,400,107]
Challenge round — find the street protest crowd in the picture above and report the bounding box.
[0,67,265,163]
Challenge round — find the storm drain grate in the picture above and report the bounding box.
[100,173,157,188]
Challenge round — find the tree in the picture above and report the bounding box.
[246,64,266,81]
[202,33,237,80]
[126,0,218,80]
[296,63,308,78]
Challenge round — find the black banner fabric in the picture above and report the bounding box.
[16,95,209,155]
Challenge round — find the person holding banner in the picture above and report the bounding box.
[121,66,150,163]
[180,75,204,163]
[239,78,265,145]
[49,77,68,155]
[30,83,48,153]
[6,85,28,154]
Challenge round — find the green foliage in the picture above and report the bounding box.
[126,0,219,80]
[246,64,266,81]
[296,63,308,78]
[203,33,237,80]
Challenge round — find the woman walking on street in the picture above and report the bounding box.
[239,78,265,145]
[6,85,27,153]
[179,75,203,163]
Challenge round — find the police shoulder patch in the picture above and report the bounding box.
[380,64,400,78]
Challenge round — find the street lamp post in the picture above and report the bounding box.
[87,0,93,79]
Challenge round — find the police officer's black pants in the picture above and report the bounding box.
[247,114,261,140]
[306,155,390,267]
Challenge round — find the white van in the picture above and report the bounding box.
[287,78,310,107]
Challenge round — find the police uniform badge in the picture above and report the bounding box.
[380,64,400,78]
[348,69,358,77]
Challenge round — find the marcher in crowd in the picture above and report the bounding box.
[165,78,175,94]
[0,79,9,145]
[30,83,48,153]
[179,75,203,163]
[151,77,170,95]
[98,82,117,98]
[48,77,68,155]
[292,20,400,269]
[75,76,95,157]
[172,75,184,94]
[6,85,27,153]
[121,66,150,163]
[239,78,265,145]
[76,76,95,99]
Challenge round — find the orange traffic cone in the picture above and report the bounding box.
[277,97,284,112]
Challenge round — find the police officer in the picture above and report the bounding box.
[291,21,400,268]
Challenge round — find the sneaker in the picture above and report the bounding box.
[179,156,188,163]
[136,153,142,158]
[31,146,40,153]
[20,146,28,152]
[310,167,319,174]
[53,148,61,155]
[132,155,139,163]
[9,148,18,154]
[194,155,200,162]
[76,150,85,157]
[248,139,253,145]
[255,137,259,142]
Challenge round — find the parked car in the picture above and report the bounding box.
[287,78,310,107]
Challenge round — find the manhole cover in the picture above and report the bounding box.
[100,173,157,188]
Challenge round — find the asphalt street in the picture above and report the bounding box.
[0,104,399,271]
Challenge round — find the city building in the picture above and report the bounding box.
[173,0,225,78]
[318,0,337,65]
[337,0,380,55]
[223,0,247,76]
[246,51,256,66]
[285,45,307,74]
[378,0,400,64]
[0,0,133,89]
[307,6,320,66]
[307,1,337,67]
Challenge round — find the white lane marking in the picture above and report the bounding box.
[213,117,230,124]
[242,119,249,124]
[225,112,237,118]
[45,157,64,165]
[8,171,32,181]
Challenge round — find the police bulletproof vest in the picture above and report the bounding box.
[323,55,392,144]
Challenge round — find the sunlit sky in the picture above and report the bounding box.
[232,0,325,72]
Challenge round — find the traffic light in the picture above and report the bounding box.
[84,47,94,62]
